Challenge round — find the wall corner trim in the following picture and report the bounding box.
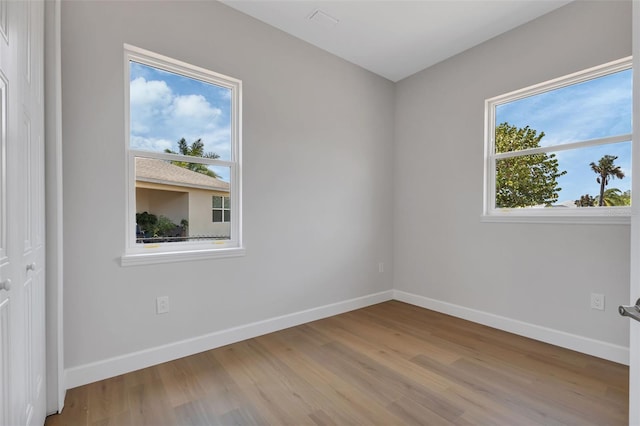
[393,289,629,365]
[64,290,394,389]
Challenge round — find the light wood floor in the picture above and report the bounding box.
[45,301,628,425]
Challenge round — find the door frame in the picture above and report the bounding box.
[630,1,639,425]
[44,0,65,415]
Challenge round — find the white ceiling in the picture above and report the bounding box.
[221,0,573,82]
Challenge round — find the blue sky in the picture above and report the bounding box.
[495,68,632,204]
[129,61,232,181]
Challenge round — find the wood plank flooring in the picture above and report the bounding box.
[45,301,629,425]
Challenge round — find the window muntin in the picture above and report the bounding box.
[123,44,242,263]
[484,57,632,221]
[212,196,230,223]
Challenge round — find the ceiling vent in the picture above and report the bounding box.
[307,9,339,27]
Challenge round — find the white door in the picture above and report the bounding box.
[0,1,46,425]
[630,2,640,425]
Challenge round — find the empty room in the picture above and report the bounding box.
[1,0,639,425]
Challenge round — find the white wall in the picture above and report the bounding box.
[394,1,631,349]
[61,0,394,375]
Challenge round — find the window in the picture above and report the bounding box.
[483,57,632,223]
[212,196,230,223]
[122,44,243,265]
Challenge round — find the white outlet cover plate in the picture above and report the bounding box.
[591,293,605,310]
[156,296,169,314]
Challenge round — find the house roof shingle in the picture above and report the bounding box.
[135,157,229,192]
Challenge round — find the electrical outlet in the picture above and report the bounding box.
[156,296,169,314]
[378,262,384,273]
[591,293,605,311]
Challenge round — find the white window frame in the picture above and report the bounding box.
[121,44,243,266]
[483,57,633,224]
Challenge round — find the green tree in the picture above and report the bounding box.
[590,155,625,207]
[575,194,596,207]
[136,212,182,238]
[165,138,220,178]
[495,123,567,208]
[620,189,631,206]
[136,211,158,236]
[595,188,631,207]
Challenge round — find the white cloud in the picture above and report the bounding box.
[220,88,232,100]
[201,127,232,160]
[130,135,173,152]
[129,75,229,155]
[130,77,172,107]
[130,77,173,135]
[171,94,221,120]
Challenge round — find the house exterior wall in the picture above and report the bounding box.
[187,188,230,238]
[136,187,188,226]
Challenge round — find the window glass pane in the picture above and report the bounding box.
[206,165,230,184]
[129,61,233,161]
[556,141,631,207]
[223,196,230,209]
[224,210,231,222]
[135,156,190,242]
[495,141,631,208]
[135,156,231,241]
[212,196,222,208]
[495,68,632,152]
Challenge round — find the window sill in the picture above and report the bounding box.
[481,210,630,225]
[121,246,246,266]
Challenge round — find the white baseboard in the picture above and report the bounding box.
[65,288,629,389]
[64,290,394,389]
[393,290,629,365]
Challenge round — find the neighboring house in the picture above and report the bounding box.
[135,157,231,239]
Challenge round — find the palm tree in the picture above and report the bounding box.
[574,194,596,207]
[165,138,221,178]
[595,188,631,206]
[590,155,625,206]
